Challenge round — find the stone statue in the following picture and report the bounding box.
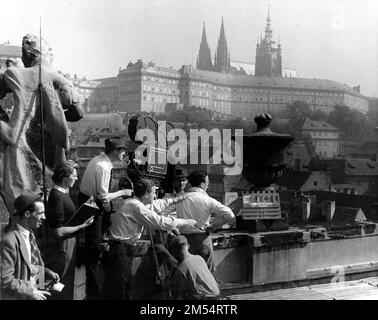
[0,34,83,213]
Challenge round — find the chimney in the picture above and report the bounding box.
[322,200,335,220]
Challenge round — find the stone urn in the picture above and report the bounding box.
[242,113,294,188]
[233,113,294,232]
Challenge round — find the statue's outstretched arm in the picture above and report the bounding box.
[52,72,84,122]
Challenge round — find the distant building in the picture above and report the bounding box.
[229,60,297,78]
[90,77,119,113]
[88,11,369,116]
[309,158,378,195]
[0,42,21,70]
[255,8,282,77]
[284,137,314,171]
[300,119,339,158]
[91,62,369,116]
[276,170,332,192]
[368,97,378,113]
[71,75,100,113]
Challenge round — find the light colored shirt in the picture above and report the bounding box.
[109,197,178,245]
[79,152,113,201]
[17,224,31,265]
[171,254,220,299]
[176,187,235,234]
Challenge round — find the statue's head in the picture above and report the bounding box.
[22,34,53,67]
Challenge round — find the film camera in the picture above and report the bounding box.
[126,114,178,197]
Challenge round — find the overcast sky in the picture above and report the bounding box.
[2,0,377,96]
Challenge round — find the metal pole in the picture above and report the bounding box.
[38,18,48,242]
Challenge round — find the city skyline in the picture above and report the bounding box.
[1,0,377,96]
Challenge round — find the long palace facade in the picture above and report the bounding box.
[90,11,369,116]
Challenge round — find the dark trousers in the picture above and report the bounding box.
[77,191,104,299]
[184,233,215,273]
[103,242,135,300]
[132,240,178,299]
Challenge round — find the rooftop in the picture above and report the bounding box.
[184,68,366,99]
[302,119,339,131]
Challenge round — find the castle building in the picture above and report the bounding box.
[255,8,282,77]
[89,11,369,116]
[90,61,368,116]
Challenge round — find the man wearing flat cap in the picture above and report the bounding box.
[78,136,132,299]
[1,191,59,300]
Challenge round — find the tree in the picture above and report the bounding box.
[224,117,255,135]
[327,105,374,140]
[285,101,313,121]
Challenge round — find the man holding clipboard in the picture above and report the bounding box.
[77,136,132,299]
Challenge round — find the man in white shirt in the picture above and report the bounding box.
[175,170,235,272]
[77,136,132,299]
[1,191,59,300]
[105,178,197,300]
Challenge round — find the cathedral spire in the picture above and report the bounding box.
[196,22,213,71]
[255,7,282,77]
[214,17,230,73]
[219,17,226,42]
[265,6,273,43]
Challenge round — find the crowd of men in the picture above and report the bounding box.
[0,136,235,300]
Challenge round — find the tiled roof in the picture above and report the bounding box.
[0,45,21,57]
[344,159,378,176]
[302,119,339,131]
[185,69,366,98]
[332,206,366,223]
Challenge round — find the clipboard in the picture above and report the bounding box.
[64,202,99,227]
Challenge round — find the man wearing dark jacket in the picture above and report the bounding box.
[1,191,59,300]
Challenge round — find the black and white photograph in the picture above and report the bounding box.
[1,0,378,307]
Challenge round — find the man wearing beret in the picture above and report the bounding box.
[78,136,132,299]
[1,191,60,300]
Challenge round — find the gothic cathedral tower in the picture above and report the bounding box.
[196,22,213,71]
[214,17,231,73]
[255,8,282,77]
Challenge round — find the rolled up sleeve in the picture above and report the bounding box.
[210,199,235,225]
[95,167,110,202]
[136,204,177,231]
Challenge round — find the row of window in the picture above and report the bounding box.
[143,85,178,95]
[142,75,180,84]
[143,95,179,103]
[314,140,338,146]
[310,132,338,137]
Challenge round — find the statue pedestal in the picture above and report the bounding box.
[235,189,289,232]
